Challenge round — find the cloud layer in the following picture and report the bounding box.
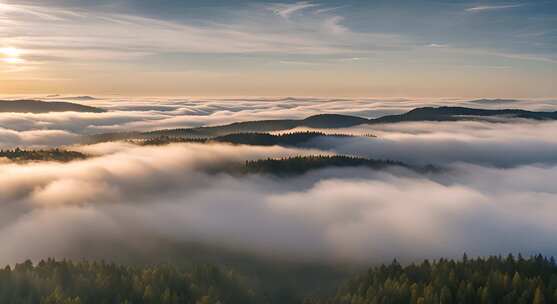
[1,140,557,265]
[1,98,557,265]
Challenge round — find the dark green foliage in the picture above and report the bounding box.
[138,136,207,146]
[1,255,556,304]
[0,148,87,162]
[317,255,557,304]
[214,132,354,146]
[136,132,363,147]
[0,259,255,304]
[242,155,411,176]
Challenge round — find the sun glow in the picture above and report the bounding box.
[1,47,23,64]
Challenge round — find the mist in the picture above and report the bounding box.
[2,97,557,266]
[1,140,557,266]
[303,120,557,167]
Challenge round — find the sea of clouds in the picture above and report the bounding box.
[1,96,557,265]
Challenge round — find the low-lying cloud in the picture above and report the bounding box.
[2,97,557,265]
[1,141,556,265]
[303,120,557,167]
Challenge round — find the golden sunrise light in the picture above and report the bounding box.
[0,47,23,64]
[2,2,557,302]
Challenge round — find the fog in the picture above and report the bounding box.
[1,96,556,145]
[1,141,556,265]
[1,97,557,266]
[301,120,557,167]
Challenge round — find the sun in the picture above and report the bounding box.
[1,47,20,57]
[0,47,23,64]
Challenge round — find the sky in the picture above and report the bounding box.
[0,0,556,97]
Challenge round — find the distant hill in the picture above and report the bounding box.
[146,114,368,137]
[88,105,557,143]
[371,106,557,123]
[88,114,368,142]
[0,99,105,113]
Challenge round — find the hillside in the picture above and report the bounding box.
[371,106,557,123]
[0,100,105,113]
[88,106,557,143]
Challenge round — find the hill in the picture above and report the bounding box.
[145,114,368,138]
[87,115,368,143]
[0,99,105,113]
[371,106,557,123]
[88,105,557,143]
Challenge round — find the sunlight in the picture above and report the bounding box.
[1,47,19,57]
[0,47,23,64]
[2,57,23,64]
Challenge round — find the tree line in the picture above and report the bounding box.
[309,254,557,304]
[0,148,86,162]
[1,255,556,303]
[0,259,254,304]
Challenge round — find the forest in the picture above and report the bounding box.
[312,255,557,304]
[1,255,556,304]
[241,155,416,176]
[137,132,359,147]
[0,148,87,162]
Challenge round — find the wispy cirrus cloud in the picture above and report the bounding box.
[0,1,404,64]
[465,4,523,12]
[269,1,319,19]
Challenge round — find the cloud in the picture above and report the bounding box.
[0,127,79,149]
[1,141,557,265]
[428,43,448,48]
[299,120,557,167]
[0,0,406,69]
[465,4,523,12]
[270,1,319,19]
[2,96,557,264]
[1,97,557,149]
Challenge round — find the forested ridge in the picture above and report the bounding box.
[0,148,87,162]
[136,132,361,147]
[241,155,435,176]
